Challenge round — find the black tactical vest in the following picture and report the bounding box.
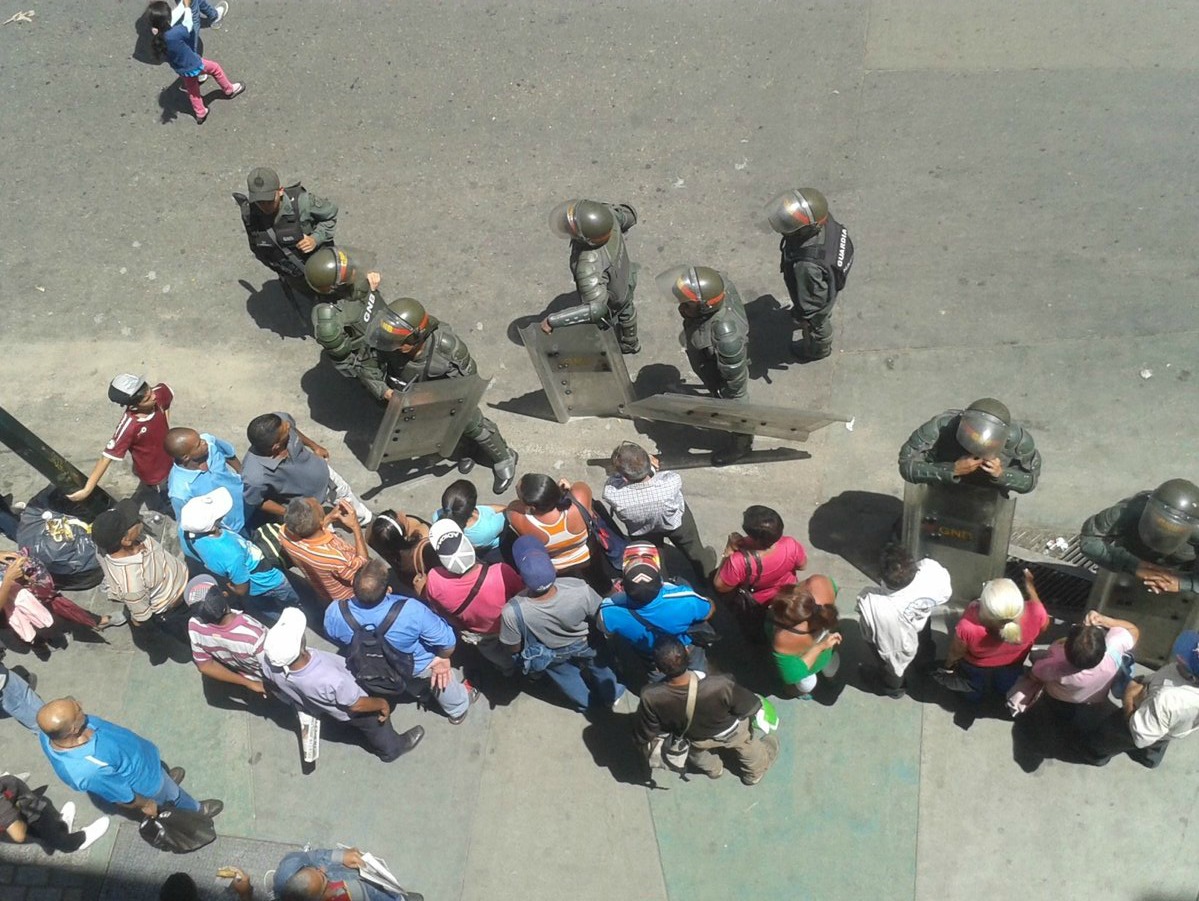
[233,185,308,279]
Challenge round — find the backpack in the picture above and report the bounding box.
[780,214,854,298]
[337,599,416,696]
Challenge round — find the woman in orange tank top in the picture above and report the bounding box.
[506,474,594,579]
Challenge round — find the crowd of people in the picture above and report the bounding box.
[2,4,1197,899]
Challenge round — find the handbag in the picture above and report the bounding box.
[510,600,556,675]
[720,550,767,642]
[138,806,216,853]
[569,498,628,575]
[646,672,699,777]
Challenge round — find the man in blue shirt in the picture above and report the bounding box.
[325,559,477,724]
[165,427,247,536]
[598,543,715,679]
[37,697,222,819]
[273,846,423,901]
[180,487,299,623]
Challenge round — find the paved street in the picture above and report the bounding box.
[1,2,1198,899]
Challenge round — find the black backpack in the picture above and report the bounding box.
[780,214,855,299]
[338,599,415,696]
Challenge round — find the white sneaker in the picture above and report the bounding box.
[212,1,229,28]
[77,816,110,851]
[60,801,76,834]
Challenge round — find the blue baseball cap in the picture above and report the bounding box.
[513,536,557,594]
[1172,631,1199,678]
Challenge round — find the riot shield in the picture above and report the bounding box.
[1089,568,1199,667]
[901,481,1016,603]
[518,323,635,423]
[625,393,850,441]
[365,374,488,471]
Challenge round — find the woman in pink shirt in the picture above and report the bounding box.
[1027,611,1139,706]
[714,505,807,642]
[943,569,1050,702]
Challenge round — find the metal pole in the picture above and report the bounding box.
[0,405,113,519]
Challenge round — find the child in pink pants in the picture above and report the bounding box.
[146,0,245,124]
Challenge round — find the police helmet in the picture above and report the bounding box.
[764,188,829,236]
[304,247,356,294]
[548,200,615,247]
[656,265,726,316]
[367,297,432,352]
[956,398,1011,458]
[1139,479,1199,555]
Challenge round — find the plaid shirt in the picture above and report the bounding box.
[602,470,686,535]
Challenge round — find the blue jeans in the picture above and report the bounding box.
[149,769,200,812]
[249,579,300,624]
[0,667,44,732]
[958,660,1024,703]
[542,640,625,712]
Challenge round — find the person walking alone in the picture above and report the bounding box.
[146,0,245,125]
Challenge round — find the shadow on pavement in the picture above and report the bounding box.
[242,278,313,341]
[745,293,794,384]
[581,711,651,786]
[629,364,723,463]
[505,292,580,347]
[131,10,160,65]
[488,390,559,424]
[300,357,383,454]
[807,490,904,582]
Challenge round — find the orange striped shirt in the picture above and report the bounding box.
[280,529,367,604]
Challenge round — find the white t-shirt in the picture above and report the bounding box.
[856,558,953,678]
[1129,663,1199,748]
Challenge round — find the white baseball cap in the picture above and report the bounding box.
[179,487,233,534]
[263,607,308,668]
[429,519,476,575]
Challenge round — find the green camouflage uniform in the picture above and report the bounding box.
[1080,492,1199,590]
[682,276,750,400]
[547,203,640,353]
[897,410,1041,494]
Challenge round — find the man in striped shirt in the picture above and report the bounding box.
[92,500,189,641]
[184,576,268,699]
[280,497,369,605]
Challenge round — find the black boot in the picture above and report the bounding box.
[490,452,519,494]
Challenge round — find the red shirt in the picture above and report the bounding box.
[956,599,1049,668]
[717,536,807,604]
[103,383,174,485]
[425,562,524,634]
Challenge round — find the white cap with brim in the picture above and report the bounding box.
[179,487,234,534]
[263,607,307,668]
[429,519,476,575]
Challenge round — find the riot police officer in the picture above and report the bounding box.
[659,265,753,466]
[307,247,383,373]
[233,166,339,294]
[764,187,853,363]
[541,199,640,354]
[898,398,1041,495]
[305,246,380,305]
[331,297,518,494]
[1080,480,1199,594]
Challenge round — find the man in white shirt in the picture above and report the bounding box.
[1075,630,1199,768]
[856,544,952,697]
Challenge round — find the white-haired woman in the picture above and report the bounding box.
[943,570,1050,702]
